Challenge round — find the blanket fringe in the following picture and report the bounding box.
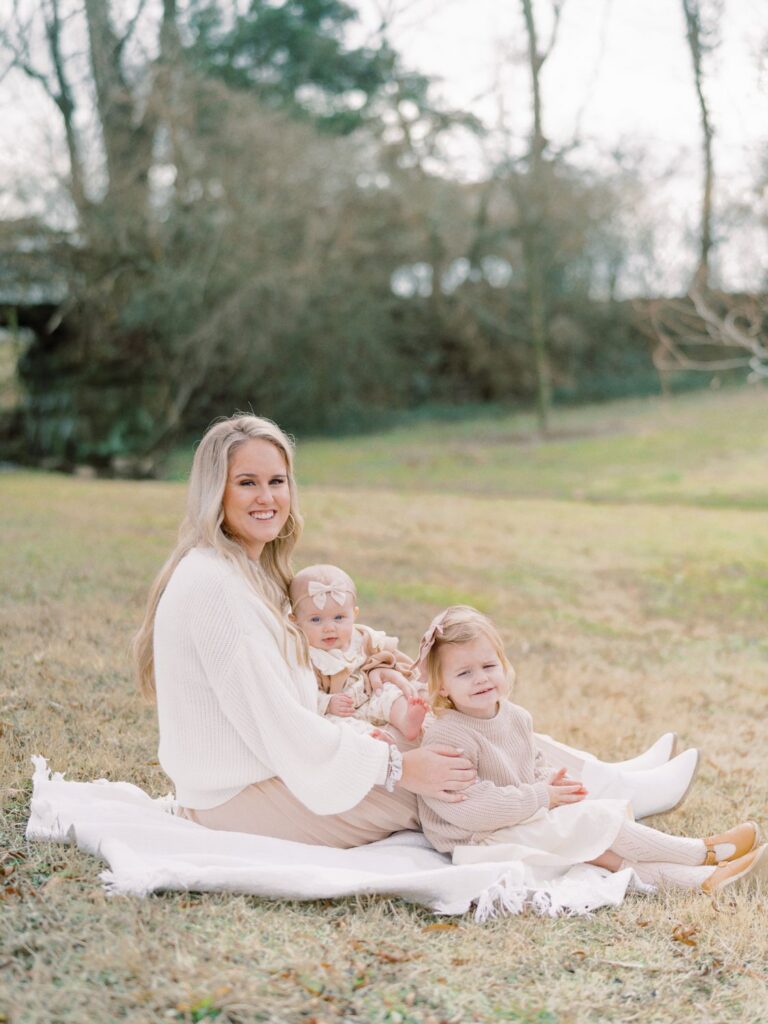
[474,872,527,922]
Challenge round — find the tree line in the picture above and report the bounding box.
[0,0,764,474]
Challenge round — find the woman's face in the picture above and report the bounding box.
[222,439,291,560]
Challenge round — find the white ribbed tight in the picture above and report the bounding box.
[621,861,715,889]
[610,819,706,865]
[609,820,715,890]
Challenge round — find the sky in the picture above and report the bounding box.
[352,0,768,288]
[1,0,766,290]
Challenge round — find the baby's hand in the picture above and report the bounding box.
[328,693,356,717]
[367,668,386,693]
[371,667,416,697]
[369,728,396,745]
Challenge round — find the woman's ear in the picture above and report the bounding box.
[288,612,297,623]
[353,605,360,620]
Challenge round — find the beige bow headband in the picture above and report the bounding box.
[293,580,354,611]
[414,610,449,681]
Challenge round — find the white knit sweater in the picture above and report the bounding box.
[153,547,389,812]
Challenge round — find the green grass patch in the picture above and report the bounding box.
[165,385,768,511]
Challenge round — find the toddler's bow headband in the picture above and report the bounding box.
[295,580,354,611]
[414,610,449,680]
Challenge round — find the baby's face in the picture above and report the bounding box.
[293,593,358,651]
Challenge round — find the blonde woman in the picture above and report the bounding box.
[133,414,477,846]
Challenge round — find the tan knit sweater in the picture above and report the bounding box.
[418,701,554,853]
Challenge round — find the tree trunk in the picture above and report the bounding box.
[83,0,155,248]
[520,0,552,434]
[681,0,715,287]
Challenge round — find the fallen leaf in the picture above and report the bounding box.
[422,923,459,933]
[672,924,698,947]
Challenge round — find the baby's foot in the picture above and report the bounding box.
[400,696,430,741]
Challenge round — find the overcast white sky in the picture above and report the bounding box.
[353,0,768,288]
[2,0,766,289]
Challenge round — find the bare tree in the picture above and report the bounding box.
[517,0,565,433]
[681,0,722,286]
[639,3,767,390]
[642,287,768,385]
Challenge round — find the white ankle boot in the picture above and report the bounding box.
[609,732,678,772]
[580,748,700,819]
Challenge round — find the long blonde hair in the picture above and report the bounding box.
[133,414,305,700]
[421,606,514,713]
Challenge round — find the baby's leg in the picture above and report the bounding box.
[366,682,429,742]
[388,693,430,742]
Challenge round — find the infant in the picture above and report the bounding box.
[289,564,429,741]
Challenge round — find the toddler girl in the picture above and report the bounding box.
[289,564,430,741]
[416,605,765,894]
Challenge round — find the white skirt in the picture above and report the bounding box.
[452,798,631,869]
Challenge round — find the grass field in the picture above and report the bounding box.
[2,386,768,1023]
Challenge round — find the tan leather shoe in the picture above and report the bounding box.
[703,821,760,866]
[701,844,767,894]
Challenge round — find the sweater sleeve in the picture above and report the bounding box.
[533,746,556,783]
[187,570,389,815]
[420,721,549,831]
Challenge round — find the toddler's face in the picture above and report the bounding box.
[438,635,508,719]
[293,593,358,651]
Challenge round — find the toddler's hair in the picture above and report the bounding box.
[289,563,357,612]
[421,605,514,713]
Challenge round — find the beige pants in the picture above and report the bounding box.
[180,727,420,848]
[180,776,418,848]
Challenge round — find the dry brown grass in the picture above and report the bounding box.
[2,403,768,1023]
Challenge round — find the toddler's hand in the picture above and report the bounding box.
[549,767,586,789]
[547,767,587,808]
[328,693,356,717]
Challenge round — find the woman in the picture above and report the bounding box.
[133,414,697,846]
[134,415,476,846]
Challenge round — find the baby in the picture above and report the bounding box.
[289,564,430,741]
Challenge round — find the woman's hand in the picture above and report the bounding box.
[328,693,355,717]
[399,745,477,801]
[547,767,587,808]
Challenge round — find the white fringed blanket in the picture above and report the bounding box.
[26,758,649,919]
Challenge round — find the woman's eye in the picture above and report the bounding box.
[270,477,287,486]
[483,664,497,670]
